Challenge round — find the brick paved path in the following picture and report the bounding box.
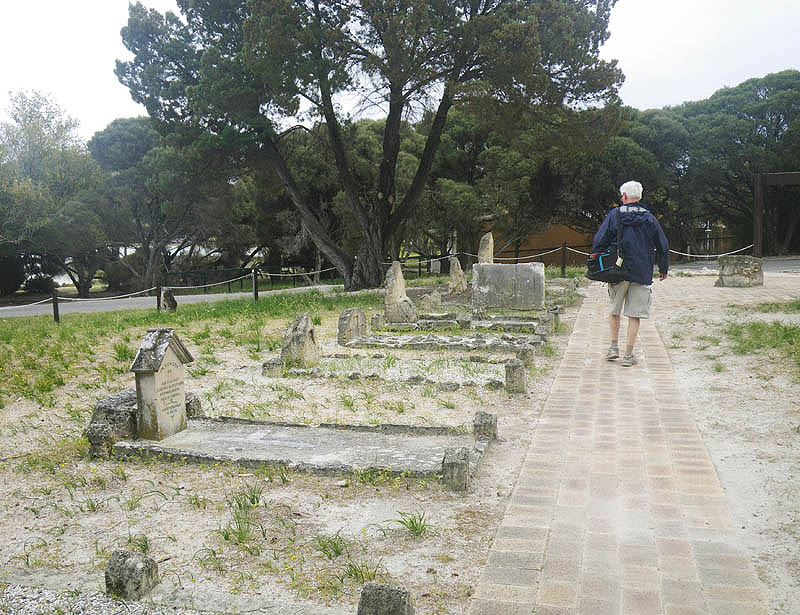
[469,281,773,615]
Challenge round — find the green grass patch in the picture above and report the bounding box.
[724,321,800,366]
[0,290,381,408]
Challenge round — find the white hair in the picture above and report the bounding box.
[619,180,643,200]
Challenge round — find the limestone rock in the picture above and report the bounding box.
[105,549,158,600]
[384,262,418,323]
[338,307,369,345]
[262,357,286,377]
[448,257,468,295]
[715,255,763,287]
[472,262,545,310]
[85,389,138,459]
[357,583,415,615]
[441,447,470,491]
[280,313,319,367]
[185,391,204,418]
[505,358,527,394]
[473,411,497,441]
[477,232,494,263]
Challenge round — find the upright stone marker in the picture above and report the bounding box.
[338,307,369,345]
[505,358,527,394]
[384,261,418,323]
[130,329,193,441]
[472,262,545,310]
[477,232,494,263]
[281,313,320,367]
[448,257,468,295]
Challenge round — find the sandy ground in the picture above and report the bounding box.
[653,273,800,615]
[0,287,573,614]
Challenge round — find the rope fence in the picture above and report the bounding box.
[0,241,761,322]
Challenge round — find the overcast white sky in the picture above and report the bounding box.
[1,0,799,141]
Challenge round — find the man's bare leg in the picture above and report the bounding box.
[609,313,621,348]
[626,316,640,356]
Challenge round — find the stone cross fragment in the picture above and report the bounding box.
[130,328,193,441]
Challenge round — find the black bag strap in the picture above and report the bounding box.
[615,207,623,258]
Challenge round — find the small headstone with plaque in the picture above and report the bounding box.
[130,328,194,441]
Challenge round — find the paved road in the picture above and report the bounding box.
[0,285,344,319]
[671,254,800,273]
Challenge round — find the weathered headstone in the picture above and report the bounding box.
[441,447,470,491]
[357,583,415,615]
[473,411,497,441]
[130,329,193,441]
[281,313,319,367]
[472,262,545,310]
[105,549,159,600]
[384,261,418,323]
[505,358,527,394]
[448,257,468,295]
[338,307,369,345]
[715,255,764,287]
[477,232,494,263]
[430,259,441,274]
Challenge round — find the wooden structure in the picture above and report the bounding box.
[753,172,800,257]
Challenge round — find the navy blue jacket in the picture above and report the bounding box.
[592,203,669,285]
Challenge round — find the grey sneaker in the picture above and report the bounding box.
[606,346,619,361]
[621,354,637,367]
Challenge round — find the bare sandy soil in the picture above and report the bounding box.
[0,287,573,614]
[653,273,800,615]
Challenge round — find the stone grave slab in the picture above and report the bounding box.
[113,418,485,478]
[472,262,545,310]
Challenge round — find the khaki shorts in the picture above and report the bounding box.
[608,281,652,318]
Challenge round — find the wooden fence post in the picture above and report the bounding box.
[252,269,259,301]
[52,291,60,323]
[561,241,567,277]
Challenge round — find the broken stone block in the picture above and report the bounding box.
[262,357,285,377]
[384,261,419,323]
[105,549,158,600]
[185,391,204,418]
[338,307,369,345]
[505,358,527,394]
[473,412,497,441]
[357,582,415,615]
[85,389,138,459]
[715,255,763,287]
[456,313,472,329]
[448,257,468,295]
[516,344,536,368]
[281,313,319,368]
[441,447,470,491]
[477,232,494,263]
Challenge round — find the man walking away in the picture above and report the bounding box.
[592,181,669,366]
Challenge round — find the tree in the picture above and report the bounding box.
[0,91,104,296]
[676,71,800,254]
[116,0,622,288]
